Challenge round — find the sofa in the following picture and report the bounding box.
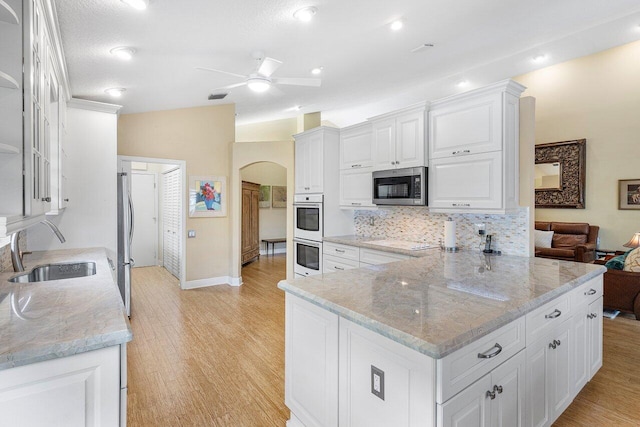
[595,252,640,320]
[534,221,599,263]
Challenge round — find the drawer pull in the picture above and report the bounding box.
[351,164,362,168]
[545,309,562,319]
[452,149,471,155]
[477,343,502,359]
[334,266,344,270]
[585,289,597,296]
[351,203,362,206]
[486,390,496,400]
[452,203,471,207]
[335,249,345,253]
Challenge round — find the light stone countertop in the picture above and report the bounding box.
[0,248,132,370]
[279,250,606,359]
[323,235,438,257]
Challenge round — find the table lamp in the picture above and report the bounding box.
[623,232,640,249]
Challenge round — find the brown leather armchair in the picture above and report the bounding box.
[535,221,599,263]
[595,255,640,320]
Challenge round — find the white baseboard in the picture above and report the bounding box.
[184,275,243,289]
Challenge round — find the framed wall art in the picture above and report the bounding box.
[259,185,271,208]
[189,176,227,217]
[619,179,640,210]
[272,186,287,208]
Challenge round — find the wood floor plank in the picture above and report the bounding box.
[127,256,640,426]
[127,255,289,426]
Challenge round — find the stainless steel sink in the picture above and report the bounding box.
[8,261,97,283]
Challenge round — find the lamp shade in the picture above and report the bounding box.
[623,232,640,248]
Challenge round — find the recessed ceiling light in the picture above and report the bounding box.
[456,80,469,88]
[390,20,403,31]
[532,54,547,63]
[110,47,135,61]
[286,106,302,112]
[247,77,271,93]
[121,0,148,10]
[105,88,126,98]
[293,6,317,22]
[311,67,323,75]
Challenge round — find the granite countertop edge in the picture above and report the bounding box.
[323,235,436,257]
[278,266,605,359]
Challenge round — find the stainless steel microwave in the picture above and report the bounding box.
[372,167,427,206]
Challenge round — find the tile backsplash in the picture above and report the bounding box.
[354,207,530,256]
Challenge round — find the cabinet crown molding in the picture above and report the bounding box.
[67,98,123,114]
[367,100,429,122]
[430,79,526,108]
[293,125,340,139]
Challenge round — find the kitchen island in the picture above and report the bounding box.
[0,248,132,426]
[278,250,606,427]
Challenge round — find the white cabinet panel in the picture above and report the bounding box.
[429,151,502,210]
[341,122,373,170]
[429,93,502,159]
[359,248,409,265]
[339,318,435,427]
[439,374,491,427]
[0,346,121,427]
[323,242,360,261]
[324,253,360,274]
[395,109,426,169]
[588,296,603,379]
[372,118,396,171]
[340,169,374,208]
[295,132,324,194]
[285,294,339,427]
[570,303,589,395]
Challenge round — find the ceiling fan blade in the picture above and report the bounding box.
[214,82,247,91]
[257,57,283,77]
[196,67,247,79]
[272,77,322,87]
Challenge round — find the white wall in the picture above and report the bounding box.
[241,162,287,254]
[28,101,118,253]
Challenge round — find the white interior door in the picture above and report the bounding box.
[162,168,181,278]
[131,172,158,267]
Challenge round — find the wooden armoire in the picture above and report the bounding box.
[241,181,261,264]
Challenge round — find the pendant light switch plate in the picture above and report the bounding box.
[188,230,196,238]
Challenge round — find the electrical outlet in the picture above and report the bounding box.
[475,223,486,236]
[371,365,385,400]
[188,230,196,238]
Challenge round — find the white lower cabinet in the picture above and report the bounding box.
[525,319,572,427]
[587,297,603,379]
[339,318,435,427]
[285,294,339,427]
[439,350,526,427]
[0,346,122,427]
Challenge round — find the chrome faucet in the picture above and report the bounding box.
[10,219,66,272]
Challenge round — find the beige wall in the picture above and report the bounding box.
[236,117,297,142]
[118,104,235,282]
[241,162,287,245]
[514,40,640,250]
[231,141,294,280]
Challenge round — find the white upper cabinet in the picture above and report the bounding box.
[340,122,373,170]
[428,80,525,214]
[294,126,340,194]
[370,103,427,171]
[339,169,374,208]
[429,92,503,159]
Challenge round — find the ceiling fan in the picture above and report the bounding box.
[197,51,321,93]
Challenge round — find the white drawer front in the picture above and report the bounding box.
[436,316,525,403]
[526,294,570,344]
[360,248,410,265]
[323,254,360,274]
[570,275,603,309]
[323,242,360,261]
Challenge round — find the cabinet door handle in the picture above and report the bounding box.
[494,385,503,394]
[477,343,502,359]
[334,266,344,270]
[590,312,597,319]
[41,197,51,202]
[63,198,69,202]
[452,149,471,155]
[351,164,362,168]
[335,249,345,253]
[486,390,496,400]
[585,289,597,296]
[549,342,557,350]
[545,309,562,319]
[554,339,561,347]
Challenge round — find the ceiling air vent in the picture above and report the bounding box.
[208,93,228,100]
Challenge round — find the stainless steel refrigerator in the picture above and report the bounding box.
[117,172,134,317]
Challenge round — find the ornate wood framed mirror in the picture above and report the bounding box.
[534,139,586,209]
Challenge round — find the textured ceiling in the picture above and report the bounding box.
[54,0,640,126]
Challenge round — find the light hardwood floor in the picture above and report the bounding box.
[128,256,640,426]
[127,255,289,426]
